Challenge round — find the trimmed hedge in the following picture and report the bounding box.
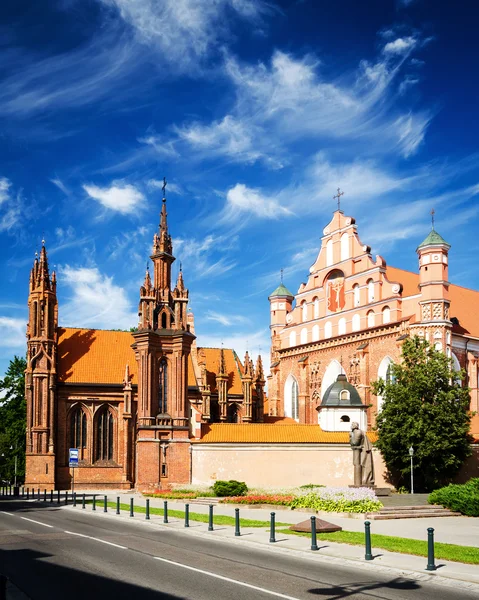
[212,480,248,497]
[428,478,479,517]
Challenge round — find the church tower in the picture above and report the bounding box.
[414,216,452,353]
[25,242,58,490]
[132,186,195,490]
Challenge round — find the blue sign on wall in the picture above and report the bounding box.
[69,448,79,468]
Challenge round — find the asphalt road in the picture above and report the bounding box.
[0,500,476,600]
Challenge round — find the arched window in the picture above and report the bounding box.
[340,390,350,402]
[161,312,167,328]
[289,331,297,347]
[340,233,349,261]
[326,239,333,266]
[352,313,361,331]
[324,321,332,338]
[227,403,239,423]
[312,324,320,342]
[284,375,299,421]
[367,310,375,328]
[301,301,308,322]
[367,279,375,303]
[158,358,168,414]
[96,407,114,462]
[32,302,38,337]
[382,306,391,324]
[70,406,87,451]
[313,297,319,319]
[340,415,350,422]
[353,284,360,307]
[338,317,346,335]
[377,356,394,413]
[300,328,308,344]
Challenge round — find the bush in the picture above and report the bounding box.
[428,478,479,517]
[213,480,248,497]
[220,494,294,505]
[290,487,382,513]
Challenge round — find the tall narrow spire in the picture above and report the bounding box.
[218,347,227,377]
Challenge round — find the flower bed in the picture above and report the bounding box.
[220,494,295,506]
[146,489,209,499]
[290,487,382,513]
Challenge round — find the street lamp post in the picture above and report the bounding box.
[409,446,414,495]
[10,445,17,488]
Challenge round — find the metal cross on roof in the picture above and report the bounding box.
[162,176,167,197]
[431,208,435,229]
[280,268,284,284]
[333,187,344,211]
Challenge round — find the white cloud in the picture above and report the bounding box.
[383,36,417,55]
[147,179,183,195]
[224,183,293,220]
[0,177,11,205]
[99,0,270,74]
[174,233,238,279]
[204,311,248,326]
[59,265,137,329]
[394,112,431,158]
[50,178,70,196]
[0,317,26,348]
[83,181,145,214]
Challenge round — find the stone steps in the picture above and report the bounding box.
[367,505,461,519]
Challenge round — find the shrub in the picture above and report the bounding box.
[220,494,294,505]
[428,478,479,517]
[213,480,248,497]
[299,484,325,490]
[291,487,382,513]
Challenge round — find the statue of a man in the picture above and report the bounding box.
[349,422,375,486]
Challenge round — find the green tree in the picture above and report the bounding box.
[372,337,473,492]
[0,356,26,485]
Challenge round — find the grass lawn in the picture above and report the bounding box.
[276,529,479,565]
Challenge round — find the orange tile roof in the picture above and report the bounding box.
[387,266,479,338]
[187,354,197,387]
[57,328,137,385]
[197,347,243,394]
[197,423,378,444]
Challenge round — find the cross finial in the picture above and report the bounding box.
[179,261,182,272]
[280,268,284,284]
[431,208,435,230]
[333,187,344,211]
[162,176,167,200]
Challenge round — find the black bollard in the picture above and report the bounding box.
[146,499,150,520]
[116,496,120,515]
[37,488,40,501]
[208,504,214,532]
[364,521,373,561]
[163,500,168,524]
[104,495,108,513]
[65,492,69,506]
[21,487,24,498]
[185,503,190,528]
[82,493,86,509]
[310,516,319,551]
[92,495,96,511]
[269,512,276,543]
[73,492,77,507]
[426,528,437,571]
[50,490,53,503]
[26,488,29,500]
[57,489,60,505]
[235,508,240,537]
[130,497,134,517]
[43,489,47,502]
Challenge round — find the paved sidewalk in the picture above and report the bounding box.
[55,490,479,589]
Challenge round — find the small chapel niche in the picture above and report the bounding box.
[340,415,350,422]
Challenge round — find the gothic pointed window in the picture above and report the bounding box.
[95,406,114,462]
[367,279,375,303]
[158,358,168,414]
[284,375,299,421]
[70,406,87,456]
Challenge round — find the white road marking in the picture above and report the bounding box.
[153,556,302,600]
[65,530,127,549]
[20,517,54,528]
[2,512,14,515]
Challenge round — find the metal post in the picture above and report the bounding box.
[269,512,276,543]
[43,489,47,502]
[57,489,60,504]
[410,455,414,495]
[92,495,96,511]
[235,508,240,537]
[73,492,77,507]
[82,493,86,509]
[163,501,168,524]
[310,516,319,551]
[208,504,214,531]
[116,496,120,515]
[37,488,40,500]
[65,491,68,505]
[50,490,53,503]
[364,521,373,560]
[146,499,150,520]
[130,497,134,517]
[185,503,190,527]
[426,528,437,571]
[26,487,29,500]
[103,495,107,513]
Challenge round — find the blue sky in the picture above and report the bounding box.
[1,0,479,378]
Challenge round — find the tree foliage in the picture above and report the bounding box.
[372,337,473,492]
[0,356,26,484]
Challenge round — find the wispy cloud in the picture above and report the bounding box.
[383,36,417,55]
[204,311,248,327]
[59,265,137,329]
[0,177,23,233]
[50,178,71,196]
[0,177,11,205]
[147,179,183,195]
[0,317,26,348]
[83,181,145,214]
[99,0,271,74]
[174,233,238,279]
[222,183,293,221]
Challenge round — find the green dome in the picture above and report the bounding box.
[417,229,450,250]
[269,282,294,299]
[321,374,364,407]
